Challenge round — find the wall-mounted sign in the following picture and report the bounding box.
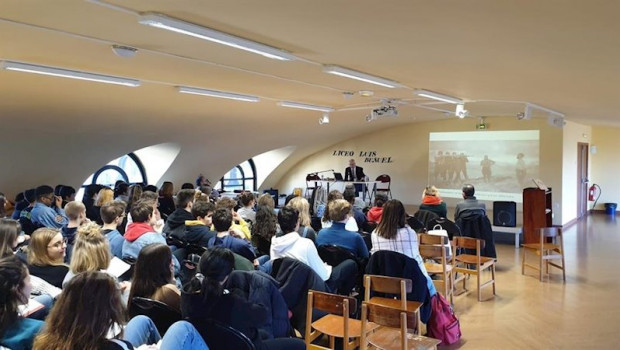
[332,150,393,163]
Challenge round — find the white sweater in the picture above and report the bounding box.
[270,232,332,281]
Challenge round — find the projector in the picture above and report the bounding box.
[371,105,398,119]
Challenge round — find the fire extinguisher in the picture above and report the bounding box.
[589,183,601,204]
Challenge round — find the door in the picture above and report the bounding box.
[577,143,589,218]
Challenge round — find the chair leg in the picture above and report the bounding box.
[561,252,566,283]
[521,248,526,275]
[477,271,482,302]
[539,250,544,282]
[491,264,496,295]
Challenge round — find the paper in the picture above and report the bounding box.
[105,257,131,278]
[18,298,44,317]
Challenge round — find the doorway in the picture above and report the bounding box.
[577,143,589,218]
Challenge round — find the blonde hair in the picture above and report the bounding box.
[288,197,311,227]
[64,201,86,221]
[257,193,275,209]
[95,188,114,207]
[328,199,352,222]
[28,228,65,266]
[422,185,439,199]
[70,222,110,274]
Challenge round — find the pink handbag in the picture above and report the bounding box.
[427,293,461,345]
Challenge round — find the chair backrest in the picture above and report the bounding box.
[308,290,357,316]
[306,174,321,182]
[318,244,357,267]
[419,233,449,246]
[364,274,412,310]
[453,236,484,250]
[362,301,417,330]
[128,297,182,335]
[375,174,391,183]
[375,174,391,192]
[540,226,561,238]
[200,319,256,350]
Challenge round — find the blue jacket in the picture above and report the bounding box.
[30,202,68,229]
[0,317,43,350]
[317,222,369,258]
[104,229,124,259]
[208,234,256,262]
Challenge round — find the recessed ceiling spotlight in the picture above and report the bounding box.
[319,113,330,125]
[111,45,138,58]
[359,90,374,97]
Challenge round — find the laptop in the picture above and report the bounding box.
[333,172,344,181]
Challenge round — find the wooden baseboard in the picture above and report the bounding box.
[588,209,620,216]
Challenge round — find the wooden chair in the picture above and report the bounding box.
[363,275,422,335]
[452,236,496,301]
[305,290,376,350]
[418,234,454,305]
[521,226,566,282]
[360,302,441,350]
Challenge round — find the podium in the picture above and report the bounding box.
[522,187,552,244]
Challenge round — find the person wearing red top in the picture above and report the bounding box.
[367,193,388,224]
[419,186,447,218]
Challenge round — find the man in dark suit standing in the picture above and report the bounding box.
[344,159,366,196]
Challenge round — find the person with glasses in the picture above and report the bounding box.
[30,185,68,230]
[26,228,68,289]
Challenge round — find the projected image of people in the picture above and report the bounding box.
[428,130,540,203]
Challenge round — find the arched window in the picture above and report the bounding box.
[217,159,257,192]
[76,153,147,200]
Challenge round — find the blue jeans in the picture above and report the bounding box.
[123,316,209,350]
[256,255,273,274]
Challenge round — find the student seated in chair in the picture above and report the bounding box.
[316,199,369,260]
[454,183,486,221]
[207,208,257,263]
[184,199,216,247]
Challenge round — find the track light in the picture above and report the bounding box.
[323,65,402,88]
[1,60,140,87]
[177,86,260,102]
[277,101,334,113]
[414,89,463,104]
[319,113,330,125]
[139,13,296,61]
[455,104,468,118]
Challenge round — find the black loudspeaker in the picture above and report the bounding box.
[493,201,516,227]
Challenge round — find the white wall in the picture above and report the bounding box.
[561,121,591,224]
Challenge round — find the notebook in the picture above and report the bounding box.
[333,172,344,181]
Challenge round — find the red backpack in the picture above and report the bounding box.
[427,293,461,345]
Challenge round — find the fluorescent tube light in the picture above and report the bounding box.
[1,61,140,87]
[178,86,259,102]
[323,65,401,88]
[139,13,296,61]
[414,89,462,104]
[278,101,334,113]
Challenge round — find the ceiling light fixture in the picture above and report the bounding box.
[319,113,330,125]
[1,60,140,87]
[414,89,462,104]
[455,104,468,118]
[323,65,402,88]
[177,86,260,102]
[277,101,334,113]
[139,13,296,61]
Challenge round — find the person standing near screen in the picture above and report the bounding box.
[516,153,527,187]
[480,155,495,182]
[344,159,366,195]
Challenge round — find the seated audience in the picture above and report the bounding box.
[316,199,369,259]
[92,187,114,225]
[371,199,436,296]
[251,205,278,256]
[27,228,68,289]
[257,193,276,210]
[34,271,208,350]
[59,186,76,209]
[162,189,196,240]
[100,201,126,259]
[237,191,257,224]
[184,200,216,247]
[287,197,316,243]
[454,183,486,221]
[158,181,176,219]
[320,190,358,232]
[61,201,87,246]
[343,188,367,229]
[126,192,164,234]
[122,201,168,261]
[216,197,251,239]
[271,206,332,281]
[11,191,27,220]
[419,185,447,218]
[18,189,38,235]
[366,193,388,224]
[113,182,129,203]
[208,208,256,263]
[182,247,305,350]
[82,184,103,221]
[30,185,68,229]
[0,255,43,350]
[125,184,143,214]
[1,219,22,258]
[129,243,180,312]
